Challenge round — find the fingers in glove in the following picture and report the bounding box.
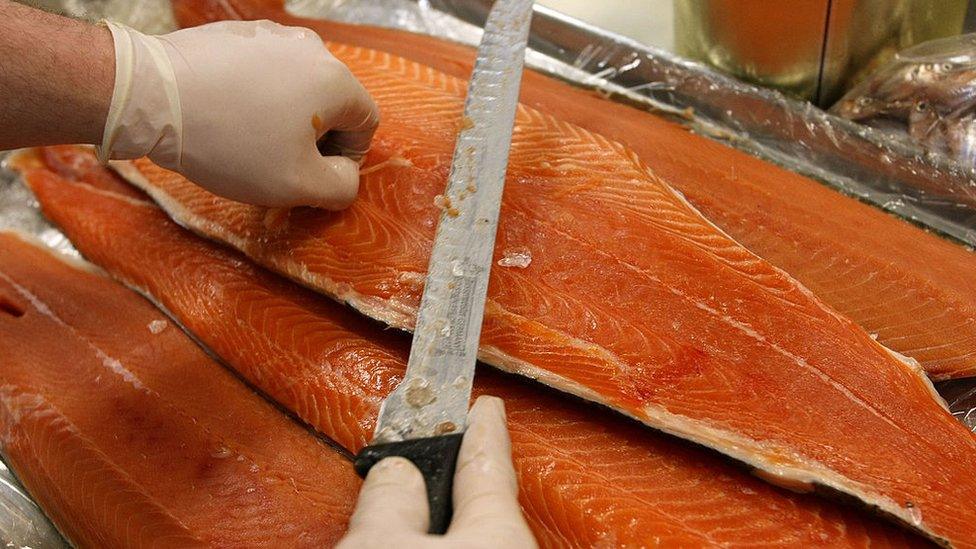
[346,456,430,535]
[316,74,379,163]
[291,151,361,210]
[449,396,533,544]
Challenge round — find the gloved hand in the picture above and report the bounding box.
[100,20,378,209]
[337,396,537,549]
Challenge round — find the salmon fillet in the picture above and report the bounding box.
[173,0,976,380]
[0,232,360,547]
[92,12,976,542]
[20,152,926,547]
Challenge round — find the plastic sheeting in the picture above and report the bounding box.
[24,0,175,32]
[0,153,79,259]
[832,33,976,168]
[1,0,975,544]
[293,0,976,246]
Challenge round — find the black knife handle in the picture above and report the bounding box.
[353,433,464,535]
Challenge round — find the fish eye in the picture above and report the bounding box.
[941,62,953,71]
[915,101,928,112]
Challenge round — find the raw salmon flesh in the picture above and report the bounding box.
[19,150,925,547]
[173,0,976,381]
[3,0,975,544]
[0,231,360,547]
[80,2,976,544]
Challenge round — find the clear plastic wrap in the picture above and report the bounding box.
[293,0,976,246]
[0,153,79,258]
[833,34,976,167]
[25,0,175,32]
[1,0,975,541]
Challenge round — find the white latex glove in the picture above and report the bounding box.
[337,396,537,549]
[99,20,378,209]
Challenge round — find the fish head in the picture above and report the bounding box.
[833,34,976,123]
[907,100,942,141]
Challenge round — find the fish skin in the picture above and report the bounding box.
[831,44,976,163]
[170,0,976,381]
[0,232,360,548]
[23,154,927,548]
[101,20,976,544]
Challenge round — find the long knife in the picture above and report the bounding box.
[353,0,533,535]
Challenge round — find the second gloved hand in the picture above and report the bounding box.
[337,396,537,549]
[100,20,379,209]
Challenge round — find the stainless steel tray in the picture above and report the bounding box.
[1,1,975,545]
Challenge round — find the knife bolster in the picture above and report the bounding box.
[353,433,465,535]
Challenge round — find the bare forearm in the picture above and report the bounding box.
[0,0,114,149]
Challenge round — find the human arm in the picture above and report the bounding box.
[0,0,114,149]
[0,1,378,209]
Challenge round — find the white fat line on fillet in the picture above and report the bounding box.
[113,162,421,333]
[116,159,953,457]
[8,238,344,501]
[0,384,203,544]
[102,170,943,538]
[472,345,938,542]
[0,269,146,392]
[511,200,951,426]
[0,230,104,276]
[654,166,949,404]
[3,204,343,495]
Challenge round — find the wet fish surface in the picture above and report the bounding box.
[0,231,360,548]
[171,0,976,382]
[34,17,976,545]
[20,152,926,547]
[833,34,976,165]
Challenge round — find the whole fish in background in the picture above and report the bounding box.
[832,34,976,165]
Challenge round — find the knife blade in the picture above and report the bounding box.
[352,0,534,535]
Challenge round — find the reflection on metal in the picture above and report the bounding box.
[1,0,975,540]
[371,0,532,445]
[0,459,67,548]
[674,0,969,106]
[938,380,976,433]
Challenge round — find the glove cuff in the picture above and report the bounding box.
[98,21,182,169]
